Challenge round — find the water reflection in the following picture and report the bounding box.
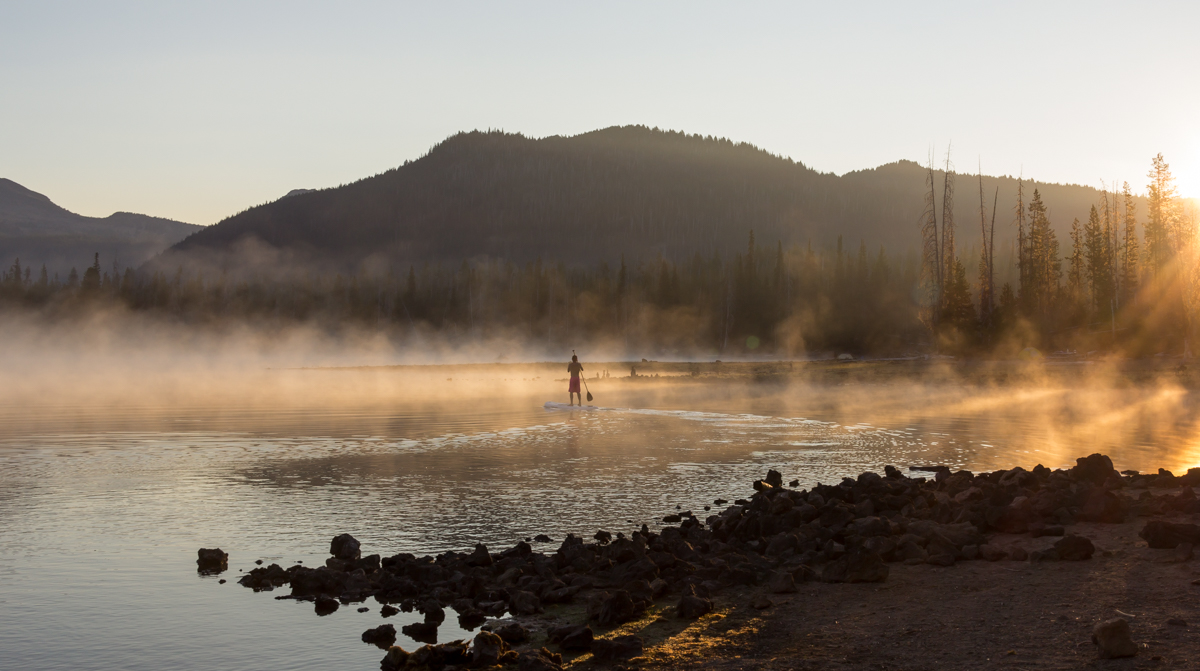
[3,375,1200,670]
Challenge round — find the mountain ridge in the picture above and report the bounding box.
[159,126,1150,276]
[0,178,201,275]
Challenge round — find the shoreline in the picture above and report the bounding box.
[215,453,1200,669]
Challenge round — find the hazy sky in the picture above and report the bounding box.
[3,1,1198,225]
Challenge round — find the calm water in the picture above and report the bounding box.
[2,371,1199,670]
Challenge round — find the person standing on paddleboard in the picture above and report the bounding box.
[567,355,584,406]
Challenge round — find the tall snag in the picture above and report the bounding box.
[941,146,956,291]
[920,152,943,326]
[977,166,995,327]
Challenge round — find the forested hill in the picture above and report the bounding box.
[162,126,1136,270]
[0,178,201,276]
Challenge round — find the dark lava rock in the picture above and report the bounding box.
[492,622,530,644]
[466,543,493,567]
[1140,520,1200,549]
[1030,525,1065,538]
[662,514,682,523]
[821,548,889,583]
[768,570,797,594]
[401,621,439,644]
[765,469,783,488]
[361,624,396,648]
[255,559,263,565]
[596,590,639,626]
[314,596,339,615]
[357,606,369,613]
[420,600,445,624]
[518,648,563,671]
[196,548,228,574]
[1029,548,1059,562]
[1054,534,1095,561]
[548,623,593,651]
[330,533,361,561]
[1079,488,1125,523]
[592,635,644,662]
[471,630,509,666]
[534,534,553,543]
[379,645,408,671]
[1072,453,1119,485]
[509,590,543,615]
[457,608,487,630]
[380,605,399,618]
[1092,618,1137,658]
[406,641,469,669]
[751,595,773,609]
[677,586,712,619]
[594,530,612,544]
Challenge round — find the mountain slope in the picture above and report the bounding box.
[0,178,201,276]
[165,126,1144,270]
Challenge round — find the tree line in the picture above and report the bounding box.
[2,152,1194,358]
[922,152,1198,356]
[1,237,924,356]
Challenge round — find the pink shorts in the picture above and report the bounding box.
[568,377,581,393]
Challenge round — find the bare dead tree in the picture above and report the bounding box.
[941,145,956,287]
[977,165,993,326]
[920,151,942,326]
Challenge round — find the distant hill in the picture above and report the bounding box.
[0,178,201,276]
[160,126,1152,272]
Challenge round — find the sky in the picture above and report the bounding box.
[2,1,1198,226]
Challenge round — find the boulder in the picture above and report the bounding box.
[330,533,361,561]
[361,624,396,648]
[1071,454,1118,485]
[493,622,530,644]
[517,648,563,671]
[677,586,713,619]
[470,631,508,666]
[314,596,339,615]
[596,590,637,626]
[751,594,773,609]
[1054,535,1095,561]
[821,549,889,583]
[979,544,1007,562]
[196,548,228,574]
[401,621,439,644]
[380,605,399,618]
[379,645,408,671]
[765,469,784,488]
[592,635,644,662]
[768,570,797,594]
[509,590,543,615]
[1078,489,1124,523]
[1091,618,1137,658]
[466,543,493,567]
[548,624,593,651]
[1139,520,1200,549]
[420,600,445,623]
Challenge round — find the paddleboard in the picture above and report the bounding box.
[544,401,600,411]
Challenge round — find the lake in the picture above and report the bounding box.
[2,364,1198,670]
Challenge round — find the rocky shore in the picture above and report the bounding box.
[206,453,1200,669]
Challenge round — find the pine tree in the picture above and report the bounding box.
[940,258,977,334]
[1146,153,1178,274]
[1084,205,1114,313]
[1119,181,1139,306]
[1068,216,1085,304]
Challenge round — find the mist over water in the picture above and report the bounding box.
[4,313,1200,669]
